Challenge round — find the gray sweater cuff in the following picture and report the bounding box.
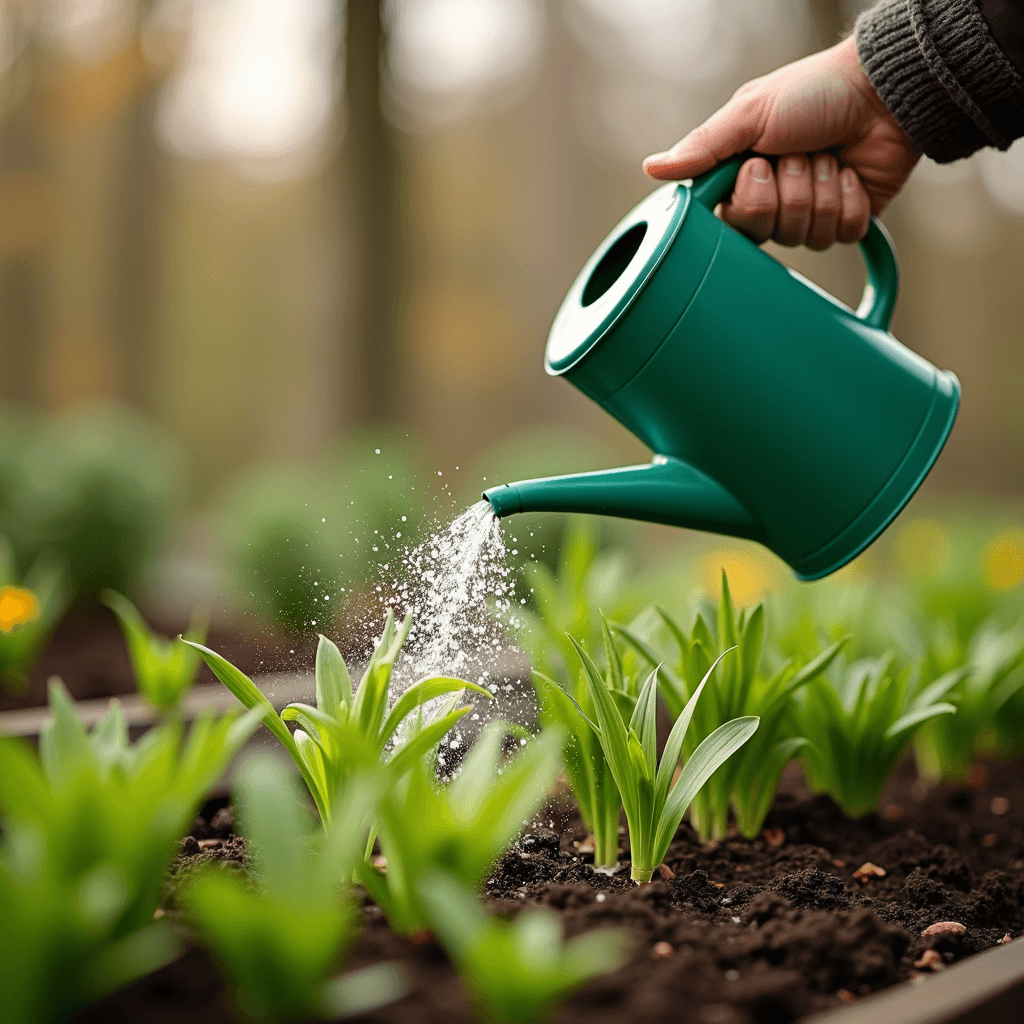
[855,0,1024,162]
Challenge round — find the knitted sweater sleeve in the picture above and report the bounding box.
[855,0,1024,162]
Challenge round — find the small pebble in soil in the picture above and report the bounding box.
[596,893,606,903]
[913,949,945,971]
[853,861,887,883]
[650,942,673,960]
[883,804,903,821]
[837,990,855,1003]
[1000,933,1013,944]
[724,970,739,981]
[762,828,785,847]
[922,921,966,937]
[982,833,998,847]
[990,796,1010,815]
[657,863,676,880]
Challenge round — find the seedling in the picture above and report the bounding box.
[102,590,205,712]
[795,653,957,817]
[361,722,564,935]
[617,574,846,839]
[570,638,758,882]
[183,755,405,1021]
[187,610,491,825]
[0,538,68,694]
[516,519,640,685]
[532,615,636,872]
[913,618,1024,781]
[418,869,630,1024]
[0,679,264,1023]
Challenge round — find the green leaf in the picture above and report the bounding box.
[656,716,759,858]
[380,676,491,749]
[570,635,637,822]
[315,635,352,718]
[654,647,736,811]
[739,604,765,700]
[386,707,472,778]
[627,668,659,780]
[601,613,625,691]
[40,677,95,790]
[885,702,956,741]
[185,640,329,823]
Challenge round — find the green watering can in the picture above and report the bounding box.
[483,158,960,580]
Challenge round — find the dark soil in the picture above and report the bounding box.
[0,603,316,713]
[71,756,1024,1024]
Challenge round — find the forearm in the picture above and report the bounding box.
[855,0,1024,162]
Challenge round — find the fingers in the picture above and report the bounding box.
[774,155,813,246]
[720,158,778,244]
[806,154,841,249]
[837,167,871,242]
[713,154,872,248]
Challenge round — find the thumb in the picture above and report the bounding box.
[643,97,764,180]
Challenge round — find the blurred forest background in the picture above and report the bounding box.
[2,0,1024,628]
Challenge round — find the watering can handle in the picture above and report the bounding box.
[690,157,899,332]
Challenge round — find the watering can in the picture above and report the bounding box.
[483,158,959,580]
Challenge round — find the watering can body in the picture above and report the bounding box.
[483,159,959,581]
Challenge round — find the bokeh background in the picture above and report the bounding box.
[2,0,1024,637]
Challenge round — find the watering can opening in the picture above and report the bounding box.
[581,222,648,307]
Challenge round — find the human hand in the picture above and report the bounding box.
[642,36,918,249]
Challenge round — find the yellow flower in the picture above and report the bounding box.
[983,529,1024,592]
[697,549,776,607]
[0,585,40,633]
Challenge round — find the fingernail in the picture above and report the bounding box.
[817,163,830,182]
[645,152,670,163]
[842,173,856,192]
[784,158,803,175]
[750,158,770,182]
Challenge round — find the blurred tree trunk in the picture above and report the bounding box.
[343,0,403,424]
[0,27,45,404]
[110,4,164,413]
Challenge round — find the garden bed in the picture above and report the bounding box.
[0,603,314,714]
[73,756,1023,1024]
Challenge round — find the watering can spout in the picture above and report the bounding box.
[483,457,767,543]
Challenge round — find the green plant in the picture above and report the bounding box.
[418,869,630,1024]
[515,519,642,684]
[183,755,405,1021]
[0,680,263,1023]
[913,618,1024,781]
[570,638,758,882]
[187,610,490,826]
[617,574,846,840]
[0,537,68,693]
[6,401,184,598]
[217,429,425,634]
[795,653,958,817]
[532,616,635,872]
[361,722,564,935]
[102,590,205,712]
